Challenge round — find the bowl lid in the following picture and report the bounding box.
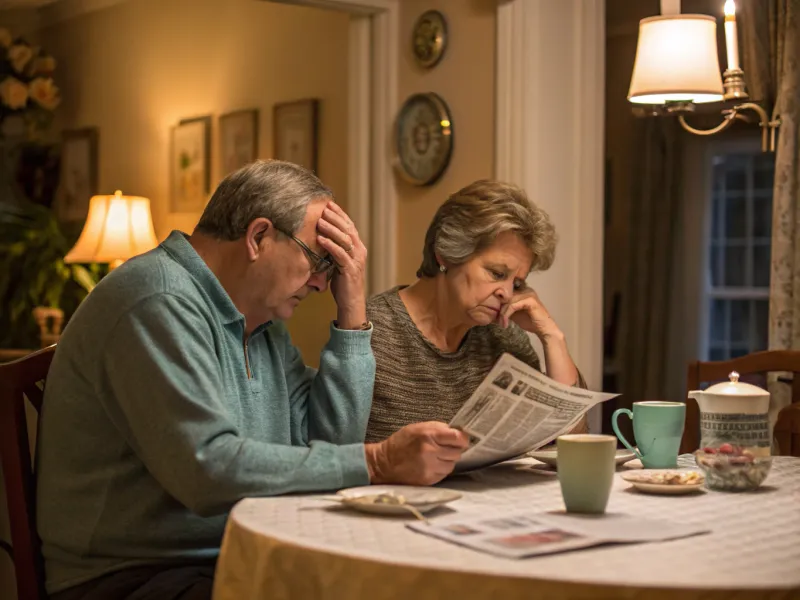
[704,371,769,397]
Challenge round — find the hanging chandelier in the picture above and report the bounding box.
[628,1,780,151]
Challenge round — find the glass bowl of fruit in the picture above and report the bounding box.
[694,443,772,492]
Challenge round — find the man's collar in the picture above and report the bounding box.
[160,231,244,326]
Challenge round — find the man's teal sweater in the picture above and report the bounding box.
[36,231,374,594]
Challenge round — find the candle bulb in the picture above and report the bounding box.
[724,0,740,71]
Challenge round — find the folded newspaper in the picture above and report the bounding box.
[408,511,710,559]
[450,353,618,472]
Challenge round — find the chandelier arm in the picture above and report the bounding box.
[678,102,776,151]
[677,114,736,136]
[737,103,771,151]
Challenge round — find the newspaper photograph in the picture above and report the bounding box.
[407,511,709,559]
[449,353,618,471]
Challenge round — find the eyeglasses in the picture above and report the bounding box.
[278,229,337,281]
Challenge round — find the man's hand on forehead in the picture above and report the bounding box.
[317,201,368,328]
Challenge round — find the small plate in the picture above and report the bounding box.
[331,485,462,515]
[620,470,705,495]
[529,448,637,468]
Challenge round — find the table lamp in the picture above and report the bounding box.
[64,190,159,270]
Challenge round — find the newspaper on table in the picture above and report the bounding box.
[450,353,619,472]
[407,511,710,559]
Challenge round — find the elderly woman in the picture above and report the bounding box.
[365,179,586,443]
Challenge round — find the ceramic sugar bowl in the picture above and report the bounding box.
[688,371,772,491]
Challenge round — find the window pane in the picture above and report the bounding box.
[712,195,722,240]
[725,194,747,239]
[753,153,775,189]
[730,300,749,344]
[712,159,725,194]
[709,298,727,345]
[753,243,771,287]
[725,167,746,191]
[753,196,773,238]
[753,170,774,190]
[730,346,750,359]
[724,244,746,286]
[754,300,769,351]
[709,347,728,361]
[709,244,722,286]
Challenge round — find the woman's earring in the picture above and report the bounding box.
[439,264,447,273]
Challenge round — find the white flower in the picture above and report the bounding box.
[29,77,60,110]
[32,55,57,75]
[0,77,28,109]
[9,44,33,73]
[0,28,12,49]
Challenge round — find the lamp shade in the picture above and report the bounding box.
[64,190,159,264]
[628,15,724,104]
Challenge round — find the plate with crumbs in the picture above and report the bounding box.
[620,470,705,495]
[323,485,462,517]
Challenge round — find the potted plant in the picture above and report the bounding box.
[0,27,99,350]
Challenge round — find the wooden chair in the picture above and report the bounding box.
[680,350,800,456]
[0,346,56,600]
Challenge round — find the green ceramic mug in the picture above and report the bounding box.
[612,401,686,469]
[557,434,617,514]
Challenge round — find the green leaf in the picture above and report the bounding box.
[71,264,96,293]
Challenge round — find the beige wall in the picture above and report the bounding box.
[38,0,349,366]
[395,0,496,284]
[0,2,349,596]
[0,1,498,595]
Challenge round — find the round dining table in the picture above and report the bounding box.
[212,455,800,600]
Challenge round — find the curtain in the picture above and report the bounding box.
[619,118,683,412]
[741,0,800,437]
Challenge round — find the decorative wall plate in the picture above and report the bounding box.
[395,92,453,186]
[412,10,448,68]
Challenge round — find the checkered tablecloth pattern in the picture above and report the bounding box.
[213,456,800,600]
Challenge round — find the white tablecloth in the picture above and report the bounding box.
[213,456,800,600]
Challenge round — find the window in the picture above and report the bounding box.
[704,150,774,361]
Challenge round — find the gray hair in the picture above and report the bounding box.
[417,179,557,278]
[195,159,333,240]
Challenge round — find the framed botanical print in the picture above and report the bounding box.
[171,116,211,213]
[273,99,319,173]
[219,109,259,176]
[57,127,98,222]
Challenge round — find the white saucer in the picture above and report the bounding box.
[529,448,637,468]
[620,471,705,495]
[329,485,462,515]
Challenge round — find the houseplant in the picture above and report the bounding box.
[0,27,99,349]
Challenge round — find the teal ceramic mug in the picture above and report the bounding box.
[612,401,686,469]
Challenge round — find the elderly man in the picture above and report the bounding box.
[36,160,469,600]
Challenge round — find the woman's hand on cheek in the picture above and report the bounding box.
[499,290,563,341]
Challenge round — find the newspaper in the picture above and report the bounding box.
[407,511,710,559]
[450,353,618,472]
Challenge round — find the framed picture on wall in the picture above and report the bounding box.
[273,99,318,173]
[57,127,98,223]
[219,109,259,177]
[171,115,211,213]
